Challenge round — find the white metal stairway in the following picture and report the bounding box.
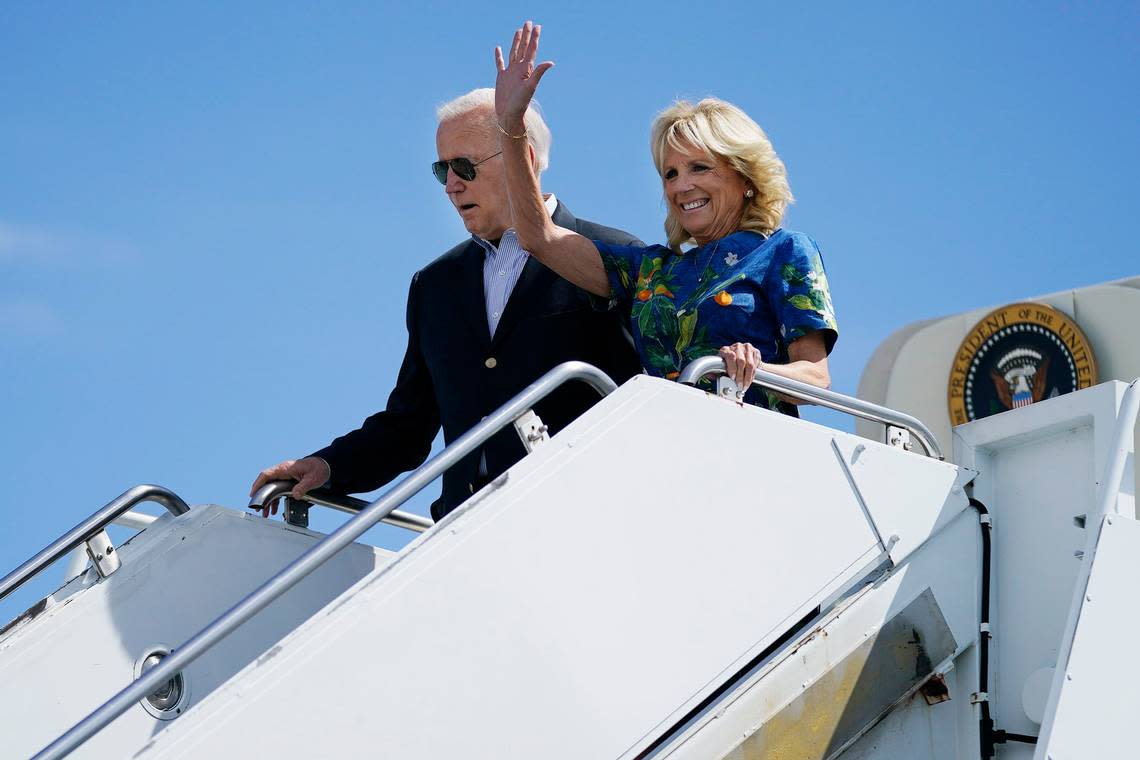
[133,369,972,759]
[3,362,1136,759]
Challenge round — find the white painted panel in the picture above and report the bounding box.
[0,506,389,759]
[831,436,970,566]
[954,381,1133,759]
[147,378,964,760]
[1038,515,1140,759]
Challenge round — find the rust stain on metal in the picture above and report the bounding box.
[920,672,952,705]
[721,589,956,760]
[0,597,49,639]
[726,643,872,760]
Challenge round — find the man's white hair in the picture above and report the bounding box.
[436,87,552,173]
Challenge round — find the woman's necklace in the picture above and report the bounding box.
[695,240,720,285]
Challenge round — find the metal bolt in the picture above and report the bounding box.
[1087,594,1093,602]
[1067,673,1072,681]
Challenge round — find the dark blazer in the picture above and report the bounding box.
[313,201,643,520]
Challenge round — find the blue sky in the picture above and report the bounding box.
[2,2,1137,622]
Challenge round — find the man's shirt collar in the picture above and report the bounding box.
[474,194,558,256]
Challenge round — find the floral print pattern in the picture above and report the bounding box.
[595,229,838,414]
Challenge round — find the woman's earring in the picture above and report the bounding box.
[744,189,755,198]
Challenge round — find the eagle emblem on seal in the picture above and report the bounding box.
[990,348,1051,410]
[947,303,1097,426]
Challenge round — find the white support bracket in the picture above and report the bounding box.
[513,410,550,453]
[84,530,121,579]
[715,376,743,402]
[886,424,913,452]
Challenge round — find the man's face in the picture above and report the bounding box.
[436,111,512,242]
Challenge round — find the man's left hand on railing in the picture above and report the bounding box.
[249,457,331,518]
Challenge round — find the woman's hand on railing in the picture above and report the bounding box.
[718,342,762,394]
[249,457,331,518]
[720,333,831,406]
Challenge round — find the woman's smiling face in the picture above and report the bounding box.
[662,142,749,246]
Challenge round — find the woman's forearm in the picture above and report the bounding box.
[764,332,831,404]
[498,123,610,295]
[760,358,831,401]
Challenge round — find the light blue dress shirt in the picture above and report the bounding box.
[473,194,558,337]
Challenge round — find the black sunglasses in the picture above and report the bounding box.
[431,151,503,185]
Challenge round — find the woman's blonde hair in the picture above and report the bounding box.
[650,98,793,251]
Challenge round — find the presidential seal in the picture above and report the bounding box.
[947,303,1097,426]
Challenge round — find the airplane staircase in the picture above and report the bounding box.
[5,362,1135,759]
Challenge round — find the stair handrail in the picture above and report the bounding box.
[35,361,617,759]
[0,485,190,604]
[1093,377,1140,521]
[249,482,435,533]
[677,355,944,460]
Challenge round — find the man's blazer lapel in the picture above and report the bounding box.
[451,240,492,345]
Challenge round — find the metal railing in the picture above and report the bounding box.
[249,482,435,533]
[36,361,617,759]
[1093,377,1140,521]
[0,485,190,604]
[677,355,944,460]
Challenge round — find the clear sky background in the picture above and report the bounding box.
[2,2,1137,622]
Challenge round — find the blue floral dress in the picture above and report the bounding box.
[594,229,838,415]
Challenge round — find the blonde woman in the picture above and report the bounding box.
[494,22,837,415]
